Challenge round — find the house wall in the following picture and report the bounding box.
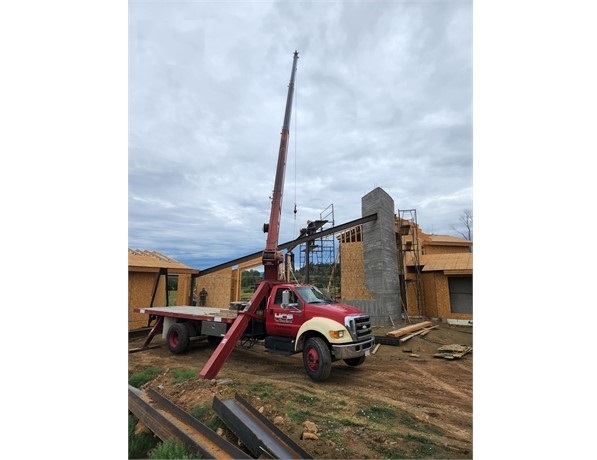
[424,245,470,255]
[178,274,192,305]
[195,270,233,308]
[128,272,167,330]
[339,241,373,300]
[128,272,194,330]
[405,274,441,318]
[405,272,472,321]
[426,272,446,318]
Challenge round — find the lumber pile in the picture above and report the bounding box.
[386,321,438,344]
[433,344,472,360]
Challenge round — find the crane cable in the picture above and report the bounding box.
[293,70,298,236]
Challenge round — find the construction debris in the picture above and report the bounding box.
[385,321,439,344]
[386,321,433,338]
[433,344,472,360]
[399,325,439,343]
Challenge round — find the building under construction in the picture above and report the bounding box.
[128,187,472,329]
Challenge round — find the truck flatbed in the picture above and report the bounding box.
[134,306,239,323]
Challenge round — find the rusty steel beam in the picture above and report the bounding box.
[128,386,251,459]
[212,393,312,459]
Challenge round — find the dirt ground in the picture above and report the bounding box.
[128,321,473,459]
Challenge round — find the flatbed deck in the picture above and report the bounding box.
[135,306,239,323]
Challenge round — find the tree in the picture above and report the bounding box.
[452,209,473,243]
[241,269,262,290]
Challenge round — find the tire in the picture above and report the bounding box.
[344,356,366,367]
[303,337,332,381]
[167,323,190,354]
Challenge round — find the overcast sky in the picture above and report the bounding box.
[128,0,473,269]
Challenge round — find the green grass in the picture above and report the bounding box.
[373,445,410,459]
[148,439,200,459]
[129,367,164,388]
[286,408,314,423]
[171,368,197,384]
[403,434,441,457]
[296,393,320,405]
[128,412,158,459]
[246,382,275,398]
[356,404,397,422]
[190,403,212,420]
[190,403,226,432]
[397,413,445,436]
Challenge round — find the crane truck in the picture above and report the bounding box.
[133,51,375,382]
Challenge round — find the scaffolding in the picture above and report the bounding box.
[396,209,425,318]
[296,204,338,295]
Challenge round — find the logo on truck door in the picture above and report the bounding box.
[274,313,294,323]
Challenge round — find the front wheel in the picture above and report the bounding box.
[167,323,190,354]
[303,337,332,381]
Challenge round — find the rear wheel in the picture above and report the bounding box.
[303,337,332,381]
[344,356,366,366]
[167,323,190,354]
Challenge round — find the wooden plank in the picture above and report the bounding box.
[386,321,433,338]
[398,325,439,343]
[419,325,439,336]
[399,333,417,343]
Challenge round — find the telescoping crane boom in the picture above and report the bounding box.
[262,50,299,281]
[199,51,299,379]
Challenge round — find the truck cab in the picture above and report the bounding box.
[260,283,374,381]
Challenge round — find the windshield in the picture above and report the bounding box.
[295,286,332,304]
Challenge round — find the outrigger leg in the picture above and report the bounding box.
[199,281,271,380]
[129,316,164,353]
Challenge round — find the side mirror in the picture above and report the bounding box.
[281,290,290,309]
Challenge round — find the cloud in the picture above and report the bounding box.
[128,1,473,269]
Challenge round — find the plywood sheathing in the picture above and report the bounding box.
[128,271,168,330]
[196,271,233,308]
[128,249,198,274]
[423,234,472,254]
[339,241,373,300]
[128,249,198,330]
[386,321,433,338]
[420,253,473,272]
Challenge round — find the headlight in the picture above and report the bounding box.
[329,330,344,339]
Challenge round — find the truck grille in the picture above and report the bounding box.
[346,315,372,342]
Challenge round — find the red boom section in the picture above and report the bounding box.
[262,51,299,281]
[199,51,299,380]
[199,281,272,380]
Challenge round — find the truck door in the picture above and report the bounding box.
[266,287,304,338]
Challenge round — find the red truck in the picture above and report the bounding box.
[132,51,375,382]
[135,282,374,381]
